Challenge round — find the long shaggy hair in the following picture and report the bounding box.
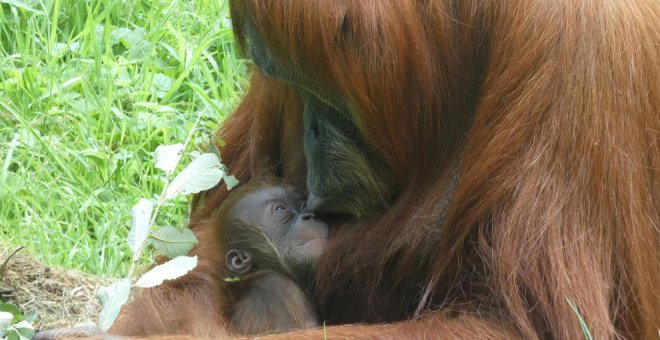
[116,1,660,339]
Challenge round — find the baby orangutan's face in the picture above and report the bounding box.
[230,186,329,266]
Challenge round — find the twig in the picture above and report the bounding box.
[1,246,25,276]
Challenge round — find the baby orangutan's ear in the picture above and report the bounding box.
[225,249,253,275]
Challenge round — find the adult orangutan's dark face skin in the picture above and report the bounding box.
[247,27,397,219]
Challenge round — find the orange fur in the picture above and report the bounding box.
[114,1,660,338]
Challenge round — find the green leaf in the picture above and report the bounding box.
[127,199,152,254]
[97,279,131,331]
[152,73,173,99]
[0,304,21,317]
[135,256,198,288]
[128,40,152,60]
[165,153,223,199]
[5,320,35,340]
[115,27,146,48]
[0,0,43,14]
[151,227,198,258]
[110,28,132,46]
[0,304,31,325]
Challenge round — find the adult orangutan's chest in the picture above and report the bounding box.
[311,224,433,324]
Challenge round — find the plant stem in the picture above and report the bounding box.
[126,112,204,280]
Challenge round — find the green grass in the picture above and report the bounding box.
[0,0,247,277]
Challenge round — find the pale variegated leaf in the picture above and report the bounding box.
[154,143,184,174]
[135,256,198,288]
[97,279,131,331]
[128,199,152,254]
[164,153,223,199]
[151,227,198,258]
[223,175,239,190]
[0,311,13,337]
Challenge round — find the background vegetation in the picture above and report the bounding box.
[0,0,246,277]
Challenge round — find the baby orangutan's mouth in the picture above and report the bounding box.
[298,238,328,258]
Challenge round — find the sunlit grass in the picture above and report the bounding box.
[0,0,246,277]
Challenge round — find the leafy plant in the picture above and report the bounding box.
[0,303,36,340]
[96,114,237,330]
[0,0,246,277]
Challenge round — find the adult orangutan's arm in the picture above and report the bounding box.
[261,313,518,340]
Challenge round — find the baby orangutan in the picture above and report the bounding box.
[213,179,329,335]
[34,180,328,339]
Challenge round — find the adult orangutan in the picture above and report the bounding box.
[110,1,659,339]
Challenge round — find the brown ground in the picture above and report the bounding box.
[0,245,112,330]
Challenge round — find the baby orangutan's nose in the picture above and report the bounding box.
[299,212,315,221]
